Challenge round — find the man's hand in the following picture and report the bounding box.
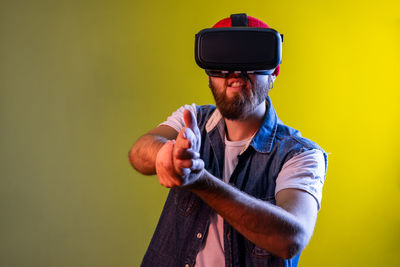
[155,109,204,188]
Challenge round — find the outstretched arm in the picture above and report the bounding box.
[129,125,178,175]
[188,173,317,259]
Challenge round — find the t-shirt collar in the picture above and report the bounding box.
[205,96,278,154]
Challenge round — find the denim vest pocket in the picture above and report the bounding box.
[246,240,274,267]
[172,188,198,216]
[252,245,272,257]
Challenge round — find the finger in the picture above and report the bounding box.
[173,160,192,176]
[176,128,191,149]
[174,148,200,159]
[183,109,198,131]
[183,128,197,149]
[190,158,205,171]
[175,158,196,169]
[183,110,201,151]
[181,167,191,177]
[173,165,190,178]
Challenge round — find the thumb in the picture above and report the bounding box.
[183,109,197,131]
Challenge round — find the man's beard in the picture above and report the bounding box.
[209,76,268,120]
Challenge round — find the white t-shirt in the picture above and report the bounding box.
[160,104,326,267]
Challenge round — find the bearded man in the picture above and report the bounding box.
[129,14,327,267]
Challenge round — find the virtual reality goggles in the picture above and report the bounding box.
[195,14,283,75]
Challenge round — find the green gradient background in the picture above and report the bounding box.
[1,0,399,266]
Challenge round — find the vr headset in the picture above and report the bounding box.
[195,13,283,75]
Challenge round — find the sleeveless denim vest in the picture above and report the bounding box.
[142,97,327,267]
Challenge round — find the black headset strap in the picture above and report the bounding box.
[230,13,248,27]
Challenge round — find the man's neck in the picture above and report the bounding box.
[224,100,267,141]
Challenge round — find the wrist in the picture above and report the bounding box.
[183,167,208,190]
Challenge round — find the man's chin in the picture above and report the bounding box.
[217,104,248,121]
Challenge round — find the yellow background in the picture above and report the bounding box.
[1,0,399,266]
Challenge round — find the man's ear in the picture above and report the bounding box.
[268,75,276,90]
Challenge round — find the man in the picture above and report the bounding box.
[129,14,327,267]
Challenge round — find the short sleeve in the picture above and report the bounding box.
[159,104,197,132]
[275,149,326,210]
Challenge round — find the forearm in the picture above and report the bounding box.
[188,170,309,259]
[129,133,167,175]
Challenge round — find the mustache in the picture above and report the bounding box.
[224,73,253,87]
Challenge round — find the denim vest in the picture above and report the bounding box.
[142,97,327,267]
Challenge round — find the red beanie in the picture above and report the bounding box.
[212,15,280,77]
